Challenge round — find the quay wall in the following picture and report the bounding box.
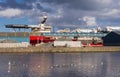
[0,46,120,53]
[0,42,29,48]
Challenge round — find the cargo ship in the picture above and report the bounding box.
[29,16,56,45]
[5,15,112,47]
[5,15,56,45]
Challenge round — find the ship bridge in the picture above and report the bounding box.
[42,32,108,37]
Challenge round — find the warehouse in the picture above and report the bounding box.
[102,31,120,46]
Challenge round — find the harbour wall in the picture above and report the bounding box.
[0,42,29,48]
[0,46,120,53]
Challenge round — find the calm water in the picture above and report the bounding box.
[0,52,120,77]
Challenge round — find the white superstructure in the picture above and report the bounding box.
[106,26,120,32]
[72,28,97,33]
[30,16,52,33]
[57,28,70,33]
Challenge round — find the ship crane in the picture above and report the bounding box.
[5,15,52,33]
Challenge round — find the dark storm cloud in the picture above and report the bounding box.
[0,0,120,28]
[0,0,33,9]
[41,0,110,11]
[42,0,120,28]
[0,0,51,10]
[0,0,54,13]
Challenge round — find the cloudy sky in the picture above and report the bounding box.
[0,0,120,31]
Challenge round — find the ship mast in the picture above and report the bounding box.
[40,16,47,31]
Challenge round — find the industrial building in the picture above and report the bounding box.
[102,31,120,46]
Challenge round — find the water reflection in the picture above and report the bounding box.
[0,52,120,77]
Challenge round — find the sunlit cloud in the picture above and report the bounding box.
[83,16,97,26]
[0,8,22,18]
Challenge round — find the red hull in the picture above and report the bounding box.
[30,36,55,45]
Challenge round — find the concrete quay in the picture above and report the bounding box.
[0,46,120,53]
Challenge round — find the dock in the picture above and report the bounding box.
[0,46,120,53]
[0,32,120,53]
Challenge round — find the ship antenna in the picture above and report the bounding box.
[41,15,47,24]
[40,15,48,31]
